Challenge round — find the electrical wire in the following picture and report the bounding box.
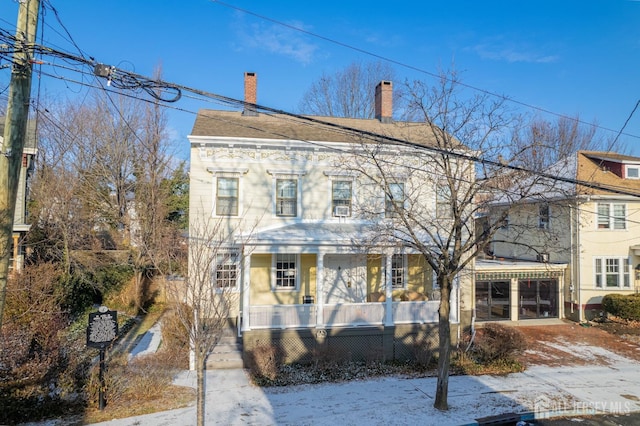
[3,24,640,200]
[209,0,640,143]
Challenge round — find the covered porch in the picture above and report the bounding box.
[238,222,459,332]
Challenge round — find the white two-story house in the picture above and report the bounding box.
[188,73,474,362]
[483,151,640,322]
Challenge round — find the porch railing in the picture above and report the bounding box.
[248,301,441,330]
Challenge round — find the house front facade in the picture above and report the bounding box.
[485,151,640,322]
[188,73,473,362]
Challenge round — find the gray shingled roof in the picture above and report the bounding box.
[191,110,442,146]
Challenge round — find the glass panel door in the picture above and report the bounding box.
[518,279,558,319]
[475,281,510,321]
[518,280,539,319]
[538,280,558,318]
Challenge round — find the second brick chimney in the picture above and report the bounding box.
[243,72,258,116]
[375,80,392,123]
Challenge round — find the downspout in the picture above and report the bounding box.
[575,200,583,322]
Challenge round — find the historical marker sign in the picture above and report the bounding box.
[86,308,118,349]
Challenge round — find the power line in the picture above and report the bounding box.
[3,30,640,199]
[209,0,640,143]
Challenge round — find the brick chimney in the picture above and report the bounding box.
[243,72,258,116]
[375,80,392,123]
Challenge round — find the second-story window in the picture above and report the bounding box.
[216,177,239,216]
[539,204,550,229]
[332,180,352,217]
[597,203,626,230]
[436,185,452,219]
[276,178,297,217]
[385,182,405,218]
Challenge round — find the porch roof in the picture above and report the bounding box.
[241,221,398,252]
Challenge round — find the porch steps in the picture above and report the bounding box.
[206,328,244,370]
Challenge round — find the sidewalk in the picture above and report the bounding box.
[91,321,640,426]
[92,359,640,426]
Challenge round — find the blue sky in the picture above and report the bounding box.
[1,0,639,159]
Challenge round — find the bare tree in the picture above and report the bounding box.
[341,70,556,410]
[508,115,611,172]
[299,60,404,118]
[164,214,252,426]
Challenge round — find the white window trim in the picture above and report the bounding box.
[268,170,306,218]
[207,168,248,217]
[593,256,631,289]
[214,250,240,293]
[596,202,627,230]
[539,204,550,229]
[391,253,407,289]
[272,253,299,291]
[625,165,640,179]
[385,182,406,218]
[327,176,355,218]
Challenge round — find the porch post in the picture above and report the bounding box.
[384,254,393,326]
[316,251,325,327]
[241,253,251,332]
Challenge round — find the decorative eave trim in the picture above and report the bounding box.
[206,167,249,177]
[266,169,307,177]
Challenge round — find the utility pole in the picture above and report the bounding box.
[0,0,40,328]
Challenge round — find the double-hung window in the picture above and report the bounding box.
[276,179,297,217]
[385,182,405,218]
[595,257,630,289]
[391,254,405,289]
[275,254,297,289]
[332,180,352,217]
[215,252,238,288]
[436,185,452,219]
[216,177,239,216]
[539,204,550,229]
[597,203,626,230]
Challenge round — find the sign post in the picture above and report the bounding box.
[86,306,118,410]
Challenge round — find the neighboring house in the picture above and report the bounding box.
[188,73,473,362]
[481,151,640,322]
[0,117,36,272]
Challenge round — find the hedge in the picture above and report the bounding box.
[601,293,640,321]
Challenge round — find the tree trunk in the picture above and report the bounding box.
[196,353,205,426]
[434,277,452,410]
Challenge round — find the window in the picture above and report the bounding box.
[215,252,238,288]
[595,257,630,289]
[627,166,639,179]
[276,179,297,217]
[275,254,297,288]
[385,182,405,218]
[216,177,239,216]
[436,185,452,219]
[597,203,626,230]
[539,204,549,229]
[332,180,352,217]
[391,254,405,289]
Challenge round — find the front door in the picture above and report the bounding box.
[324,254,366,304]
[518,279,558,319]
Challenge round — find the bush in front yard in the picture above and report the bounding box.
[602,293,640,321]
[472,323,527,364]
